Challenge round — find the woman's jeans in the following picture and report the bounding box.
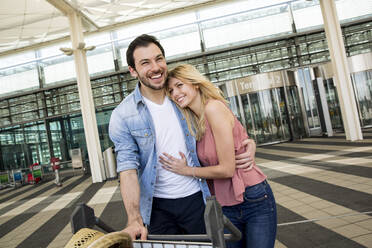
[222,180,277,248]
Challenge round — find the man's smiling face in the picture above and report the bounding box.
[129,43,168,91]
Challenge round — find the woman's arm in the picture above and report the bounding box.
[160,100,236,179]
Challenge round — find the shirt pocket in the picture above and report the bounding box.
[130,128,153,147]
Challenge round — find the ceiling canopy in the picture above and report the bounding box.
[0,0,219,56]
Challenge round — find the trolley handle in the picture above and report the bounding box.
[146,196,241,243]
[147,231,239,243]
[70,196,241,247]
[204,196,242,245]
[222,215,241,242]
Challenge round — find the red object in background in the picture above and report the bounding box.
[27,173,33,183]
[51,157,60,171]
[29,162,39,170]
[28,163,39,184]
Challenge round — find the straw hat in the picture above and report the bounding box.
[64,228,133,248]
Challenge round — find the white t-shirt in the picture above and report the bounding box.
[143,96,200,199]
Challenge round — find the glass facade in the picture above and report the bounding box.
[296,68,321,130]
[0,62,39,95]
[0,0,372,170]
[323,79,343,130]
[352,70,372,127]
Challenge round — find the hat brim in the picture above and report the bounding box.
[88,231,133,248]
[64,228,132,248]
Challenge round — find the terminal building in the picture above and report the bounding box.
[0,0,371,181]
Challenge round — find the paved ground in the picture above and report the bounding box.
[0,129,371,247]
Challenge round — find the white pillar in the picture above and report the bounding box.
[319,0,363,141]
[68,12,105,182]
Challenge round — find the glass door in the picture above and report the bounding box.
[323,78,343,130]
[285,86,306,138]
[275,88,290,139]
[249,89,289,144]
[48,114,88,162]
[48,120,66,160]
[240,94,256,139]
[297,68,321,134]
[219,73,305,145]
[352,70,372,127]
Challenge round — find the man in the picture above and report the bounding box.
[109,34,255,240]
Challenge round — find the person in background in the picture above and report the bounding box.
[160,64,277,248]
[109,35,256,240]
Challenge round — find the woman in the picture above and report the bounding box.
[159,64,277,248]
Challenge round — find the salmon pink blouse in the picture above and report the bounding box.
[197,115,267,206]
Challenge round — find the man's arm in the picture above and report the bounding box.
[235,138,256,171]
[120,170,148,240]
[109,108,147,240]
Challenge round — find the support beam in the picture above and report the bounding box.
[68,12,105,183]
[319,0,363,141]
[46,0,98,31]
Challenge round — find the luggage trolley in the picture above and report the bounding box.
[68,197,241,248]
[28,163,43,184]
[10,169,27,188]
[0,171,10,189]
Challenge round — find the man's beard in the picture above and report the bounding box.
[138,72,166,91]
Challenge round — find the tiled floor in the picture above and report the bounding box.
[0,129,371,247]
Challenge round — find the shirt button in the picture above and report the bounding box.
[182,117,185,120]
[144,133,148,137]
[191,149,194,153]
[186,134,189,136]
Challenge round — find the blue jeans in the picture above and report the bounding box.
[222,180,277,248]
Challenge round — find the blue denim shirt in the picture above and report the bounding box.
[109,84,210,225]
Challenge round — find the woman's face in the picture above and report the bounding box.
[167,77,198,108]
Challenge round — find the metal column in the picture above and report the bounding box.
[67,12,105,182]
[319,0,363,141]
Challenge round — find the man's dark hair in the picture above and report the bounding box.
[126,34,165,69]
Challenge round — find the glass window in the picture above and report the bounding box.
[0,122,50,170]
[117,38,131,68]
[0,63,39,95]
[87,44,115,76]
[115,12,196,40]
[116,25,201,68]
[42,55,76,85]
[156,25,201,58]
[92,75,122,107]
[85,32,111,46]
[0,51,35,68]
[96,109,114,151]
[49,120,63,160]
[336,0,372,23]
[202,4,292,49]
[198,0,289,20]
[352,70,372,127]
[292,0,323,32]
[39,41,71,57]
[116,13,199,68]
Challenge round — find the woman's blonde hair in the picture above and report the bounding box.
[166,64,227,140]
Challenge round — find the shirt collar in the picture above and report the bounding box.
[134,82,145,105]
